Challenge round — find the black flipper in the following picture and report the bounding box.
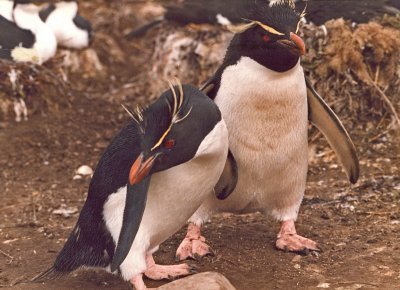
[125,17,164,39]
[306,77,360,184]
[214,150,238,200]
[111,176,151,272]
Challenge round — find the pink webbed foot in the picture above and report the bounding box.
[144,255,195,281]
[176,223,213,261]
[130,273,155,290]
[276,220,321,254]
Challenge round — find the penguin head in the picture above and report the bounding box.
[229,0,306,72]
[127,82,222,185]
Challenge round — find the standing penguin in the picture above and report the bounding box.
[176,0,359,260]
[39,1,93,49]
[31,82,234,290]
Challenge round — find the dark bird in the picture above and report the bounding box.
[0,0,57,63]
[175,0,360,260]
[31,82,234,290]
[126,0,400,38]
[39,1,93,49]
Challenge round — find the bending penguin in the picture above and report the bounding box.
[39,1,93,49]
[31,82,235,290]
[176,0,360,260]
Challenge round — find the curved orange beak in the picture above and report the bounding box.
[129,153,157,185]
[290,32,306,56]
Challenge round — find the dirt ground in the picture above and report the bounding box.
[1,1,399,289]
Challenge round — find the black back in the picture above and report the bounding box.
[38,3,56,22]
[73,14,92,34]
[0,15,35,60]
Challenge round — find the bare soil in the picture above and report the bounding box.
[1,1,399,289]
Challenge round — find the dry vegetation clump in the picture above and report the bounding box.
[0,59,70,124]
[302,18,400,129]
[147,17,400,131]
[147,24,232,95]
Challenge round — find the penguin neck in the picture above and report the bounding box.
[234,56,303,81]
[218,56,305,103]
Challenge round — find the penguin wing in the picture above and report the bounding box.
[111,176,151,272]
[200,70,221,100]
[306,78,360,184]
[214,150,238,200]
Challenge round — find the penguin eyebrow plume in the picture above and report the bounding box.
[296,3,307,33]
[150,79,191,151]
[121,103,145,133]
[228,20,284,35]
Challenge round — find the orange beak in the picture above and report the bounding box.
[290,32,306,56]
[129,153,157,185]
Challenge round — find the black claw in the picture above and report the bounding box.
[127,282,135,290]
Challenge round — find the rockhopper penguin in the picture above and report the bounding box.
[176,0,360,260]
[31,82,235,290]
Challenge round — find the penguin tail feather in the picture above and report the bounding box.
[30,266,64,283]
[11,266,64,286]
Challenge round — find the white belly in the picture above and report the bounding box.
[103,120,228,280]
[210,57,308,220]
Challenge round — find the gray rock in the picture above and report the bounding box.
[157,272,236,290]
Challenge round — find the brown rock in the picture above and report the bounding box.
[157,272,236,290]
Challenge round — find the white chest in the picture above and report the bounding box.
[103,120,228,251]
[213,57,308,205]
[215,57,308,159]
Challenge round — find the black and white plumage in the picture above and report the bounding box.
[0,14,37,61]
[0,0,57,63]
[176,0,359,259]
[31,83,231,289]
[39,1,93,49]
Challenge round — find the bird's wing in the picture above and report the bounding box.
[111,176,151,272]
[306,77,360,184]
[199,67,223,100]
[214,150,238,200]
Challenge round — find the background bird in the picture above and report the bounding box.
[4,0,57,64]
[39,1,93,49]
[126,0,400,38]
[0,14,38,62]
[175,0,359,261]
[0,0,91,63]
[31,82,233,290]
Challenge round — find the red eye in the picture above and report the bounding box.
[164,139,175,149]
[263,35,270,42]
